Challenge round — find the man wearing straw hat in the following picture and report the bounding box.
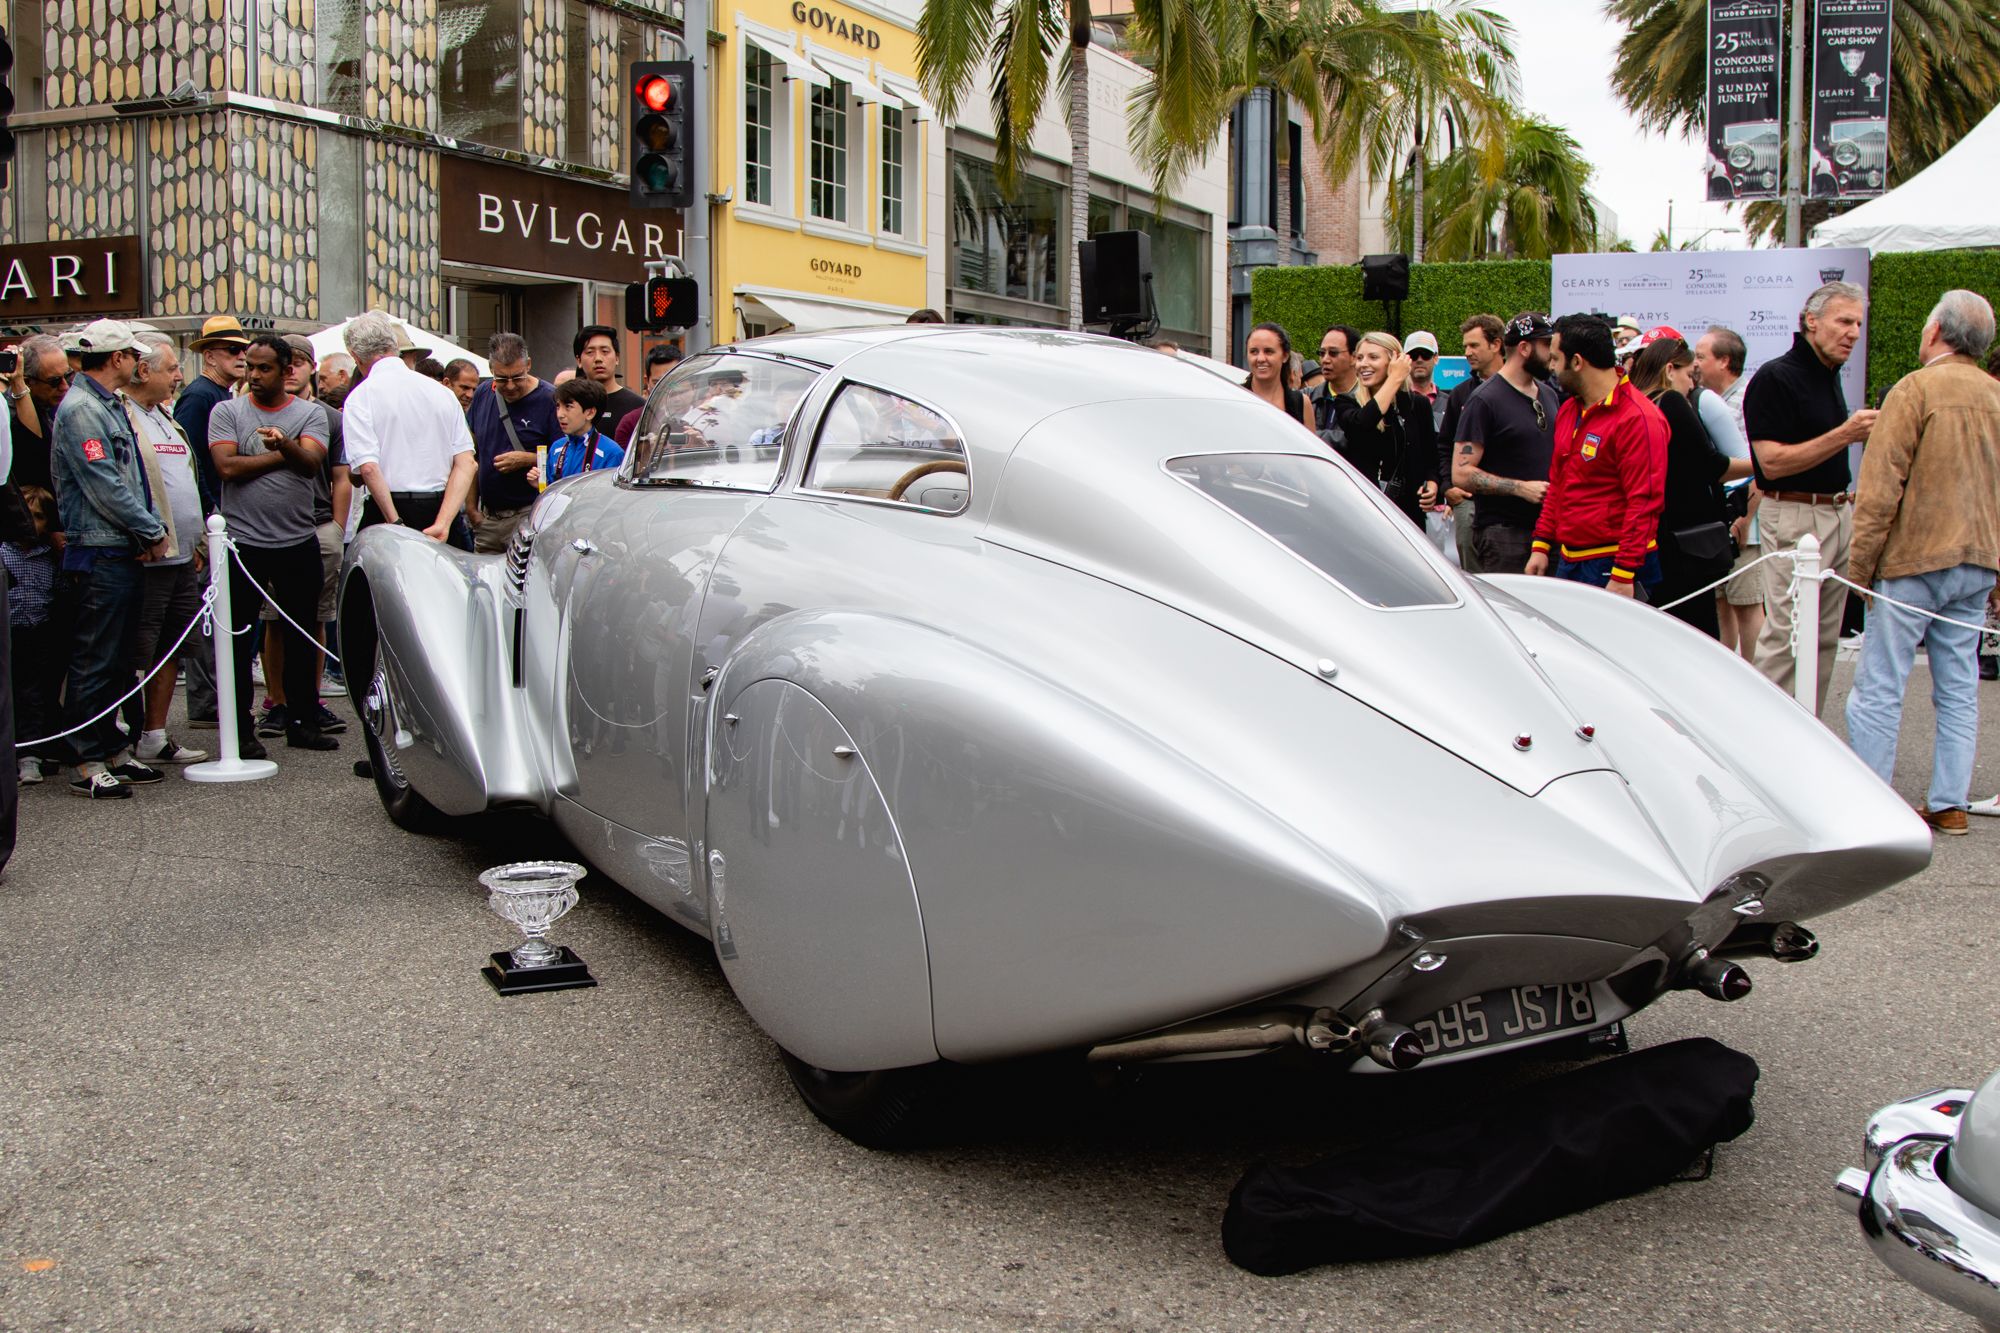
[171,314,250,731]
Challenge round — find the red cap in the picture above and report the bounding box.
[1639,325,1687,348]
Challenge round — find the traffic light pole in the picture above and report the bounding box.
[684,0,713,354]
[1783,0,1807,248]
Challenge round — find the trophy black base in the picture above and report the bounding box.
[482,946,598,995]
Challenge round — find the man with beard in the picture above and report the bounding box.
[1743,281,1878,715]
[1525,314,1669,596]
[1451,313,1561,575]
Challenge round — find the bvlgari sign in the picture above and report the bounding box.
[0,237,143,320]
[440,158,685,285]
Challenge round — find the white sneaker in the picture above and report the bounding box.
[137,736,207,765]
[18,757,43,785]
[1969,794,2000,817]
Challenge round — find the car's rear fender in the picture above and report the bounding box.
[339,525,545,816]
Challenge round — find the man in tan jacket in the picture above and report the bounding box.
[1845,290,2000,835]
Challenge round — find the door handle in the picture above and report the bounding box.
[570,538,597,555]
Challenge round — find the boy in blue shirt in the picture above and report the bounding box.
[530,379,626,486]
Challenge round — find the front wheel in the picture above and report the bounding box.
[778,1049,946,1149]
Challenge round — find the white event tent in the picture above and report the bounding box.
[1811,103,2000,254]
[309,315,491,378]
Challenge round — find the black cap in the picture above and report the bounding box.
[1504,312,1556,346]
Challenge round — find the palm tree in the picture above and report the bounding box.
[921,0,1140,328]
[1386,112,1602,260]
[1124,0,1515,264]
[1604,0,2000,241]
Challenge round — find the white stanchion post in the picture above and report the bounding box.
[1792,532,1822,712]
[185,515,278,783]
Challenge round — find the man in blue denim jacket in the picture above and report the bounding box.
[48,319,170,799]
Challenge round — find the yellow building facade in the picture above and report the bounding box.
[711,0,934,341]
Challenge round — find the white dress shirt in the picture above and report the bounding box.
[342,356,472,492]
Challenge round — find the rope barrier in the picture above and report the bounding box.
[222,537,341,665]
[14,586,219,750]
[1821,572,2000,639]
[1651,549,1790,612]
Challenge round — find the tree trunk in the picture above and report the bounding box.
[1411,127,1427,262]
[1068,19,1091,331]
[1272,93,1291,266]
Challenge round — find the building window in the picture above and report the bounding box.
[563,0,591,164]
[810,82,850,223]
[880,106,906,235]
[315,0,365,115]
[746,50,777,207]
[439,0,523,150]
[950,154,1064,312]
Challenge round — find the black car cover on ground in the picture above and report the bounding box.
[1222,1037,1759,1275]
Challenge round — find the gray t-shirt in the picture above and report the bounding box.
[208,394,327,548]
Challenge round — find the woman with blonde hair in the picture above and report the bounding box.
[1331,330,1439,527]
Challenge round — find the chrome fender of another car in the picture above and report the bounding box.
[339,524,545,816]
[1837,1127,2000,1326]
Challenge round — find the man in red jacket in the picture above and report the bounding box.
[1525,314,1668,596]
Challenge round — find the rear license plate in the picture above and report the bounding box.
[1412,982,1597,1057]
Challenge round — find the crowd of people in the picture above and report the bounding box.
[1238,284,2000,835]
[3,284,1999,873]
[0,308,674,869]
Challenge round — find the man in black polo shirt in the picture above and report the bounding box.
[1439,313,1504,571]
[1450,312,1560,574]
[1744,281,1879,714]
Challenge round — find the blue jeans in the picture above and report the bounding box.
[1556,551,1662,593]
[58,551,144,765]
[1845,563,1996,812]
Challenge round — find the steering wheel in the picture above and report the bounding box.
[887,459,969,502]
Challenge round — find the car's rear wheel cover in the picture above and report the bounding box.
[778,1048,943,1150]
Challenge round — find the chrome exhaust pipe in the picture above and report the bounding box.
[1714,920,1819,963]
[1085,1009,1355,1064]
[1358,1011,1427,1071]
[1678,950,1753,1002]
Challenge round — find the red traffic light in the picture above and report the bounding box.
[636,74,672,113]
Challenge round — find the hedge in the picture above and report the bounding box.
[1251,250,2000,401]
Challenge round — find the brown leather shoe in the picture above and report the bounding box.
[1922,807,1970,836]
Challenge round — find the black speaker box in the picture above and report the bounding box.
[1360,252,1411,302]
[1080,230,1152,324]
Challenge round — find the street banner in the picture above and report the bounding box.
[1704,1,1785,201]
[1551,247,1872,407]
[1809,0,1892,199]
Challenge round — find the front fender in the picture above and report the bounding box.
[339,525,544,816]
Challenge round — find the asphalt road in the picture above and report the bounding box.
[3,659,1996,1331]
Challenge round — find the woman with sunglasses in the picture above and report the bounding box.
[1331,331,1439,527]
[1626,329,1752,636]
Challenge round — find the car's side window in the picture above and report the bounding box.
[803,383,969,514]
[624,353,819,491]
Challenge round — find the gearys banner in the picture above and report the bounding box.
[1809,0,1892,199]
[1704,1,1784,201]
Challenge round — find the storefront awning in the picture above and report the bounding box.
[808,53,895,107]
[744,31,829,88]
[739,288,913,334]
[875,73,935,121]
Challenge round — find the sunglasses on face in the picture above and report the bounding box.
[491,372,534,385]
[34,370,74,386]
[1408,350,1435,361]
[1318,346,1344,358]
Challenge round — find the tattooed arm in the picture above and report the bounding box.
[1452,439,1548,504]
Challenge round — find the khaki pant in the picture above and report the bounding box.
[1752,497,1852,716]
[473,505,531,555]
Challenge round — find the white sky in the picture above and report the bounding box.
[1484,0,1753,250]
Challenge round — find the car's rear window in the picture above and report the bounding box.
[1166,453,1454,608]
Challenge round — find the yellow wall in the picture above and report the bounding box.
[712,0,928,342]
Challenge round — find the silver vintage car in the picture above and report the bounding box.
[340,326,1930,1145]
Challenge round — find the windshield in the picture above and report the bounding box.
[1166,453,1454,609]
[623,353,821,490]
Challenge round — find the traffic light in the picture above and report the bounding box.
[629,60,693,210]
[624,275,700,332]
[0,28,16,191]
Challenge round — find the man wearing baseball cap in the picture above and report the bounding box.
[1403,331,1446,434]
[1613,316,1643,351]
[49,320,171,797]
